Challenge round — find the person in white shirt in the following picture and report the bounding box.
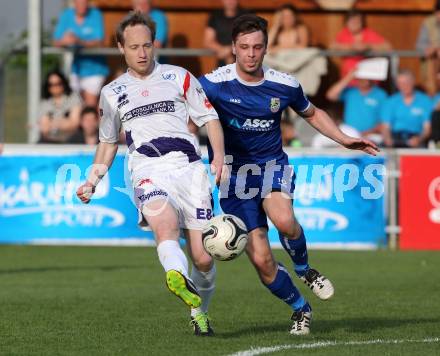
[76,12,225,336]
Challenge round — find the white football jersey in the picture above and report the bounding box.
[99,62,219,172]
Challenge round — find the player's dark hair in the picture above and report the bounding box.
[116,11,156,46]
[344,9,366,29]
[232,14,268,45]
[80,106,98,119]
[42,69,71,99]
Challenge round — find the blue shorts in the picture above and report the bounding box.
[220,156,295,232]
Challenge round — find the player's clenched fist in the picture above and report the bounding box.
[76,181,96,204]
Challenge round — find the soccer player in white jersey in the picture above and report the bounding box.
[76,12,225,336]
[199,14,379,335]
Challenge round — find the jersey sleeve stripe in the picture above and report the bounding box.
[183,71,191,99]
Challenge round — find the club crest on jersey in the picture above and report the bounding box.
[112,84,127,95]
[270,98,280,113]
[162,72,176,81]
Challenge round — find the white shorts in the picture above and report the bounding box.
[132,160,213,230]
[70,74,106,96]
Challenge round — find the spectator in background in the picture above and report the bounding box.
[38,70,82,144]
[429,86,440,146]
[416,0,440,95]
[53,0,109,107]
[132,0,168,48]
[69,106,99,145]
[280,119,301,147]
[268,4,309,53]
[382,69,432,148]
[326,68,387,145]
[330,10,391,79]
[204,0,248,66]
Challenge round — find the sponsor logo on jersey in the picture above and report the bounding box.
[122,101,176,121]
[162,72,176,81]
[242,118,275,130]
[112,84,127,94]
[229,98,241,104]
[99,108,103,117]
[141,89,149,97]
[138,189,168,202]
[270,97,280,113]
[196,87,205,95]
[196,208,212,220]
[117,93,129,109]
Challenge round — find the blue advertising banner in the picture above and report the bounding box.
[0,150,385,248]
[270,156,386,249]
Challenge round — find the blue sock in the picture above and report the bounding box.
[264,263,308,311]
[279,226,310,277]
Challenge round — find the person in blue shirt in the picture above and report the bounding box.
[199,14,379,336]
[132,0,168,48]
[382,69,432,148]
[326,69,388,144]
[53,0,109,107]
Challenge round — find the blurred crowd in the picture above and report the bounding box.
[36,0,440,148]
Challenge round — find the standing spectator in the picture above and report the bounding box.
[382,69,432,148]
[53,0,109,107]
[416,0,440,95]
[326,69,387,144]
[69,106,99,145]
[330,10,391,79]
[38,70,82,143]
[204,0,248,66]
[268,4,309,53]
[132,0,168,48]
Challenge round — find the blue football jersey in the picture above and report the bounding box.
[199,64,310,165]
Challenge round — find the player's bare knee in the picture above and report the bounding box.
[193,254,213,272]
[152,221,179,242]
[274,213,295,236]
[252,253,276,278]
[289,221,302,239]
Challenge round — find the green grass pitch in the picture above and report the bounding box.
[0,246,439,355]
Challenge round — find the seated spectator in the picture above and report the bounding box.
[326,68,387,145]
[53,0,109,107]
[132,0,168,48]
[430,91,440,146]
[268,4,309,53]
[264,5,324,97]
[204,0,248,66]
[382,69,432,148]
[416,0,440,95]
[330,10,391,79]
[38,70,82,144]
[69,106,99,145]
[311,113,360,149]
[430,110,440,147]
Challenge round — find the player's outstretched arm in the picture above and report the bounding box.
[205,119,226,185]
[76,142,118,204]
[302,106,380,156]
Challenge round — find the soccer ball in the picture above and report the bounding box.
[202,214,248,261]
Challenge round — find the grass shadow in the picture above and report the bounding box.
[215,317,440,338]
[0,265,143,274]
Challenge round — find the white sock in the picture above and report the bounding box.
[190,264,216,315]
[157,240,189,278]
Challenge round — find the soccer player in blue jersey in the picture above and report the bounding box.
[199,14,379,335]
